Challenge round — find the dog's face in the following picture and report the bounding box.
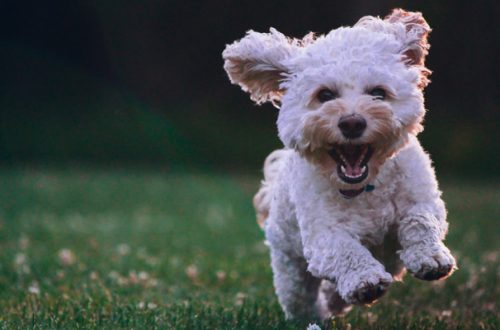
[224,9,431,190]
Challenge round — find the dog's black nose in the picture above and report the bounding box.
[338,114,367,139]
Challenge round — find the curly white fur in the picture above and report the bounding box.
[223,9,456,320]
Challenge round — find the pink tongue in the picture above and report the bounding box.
[345,163,362,176]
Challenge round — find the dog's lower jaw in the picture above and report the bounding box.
[339,187,365,199]
[329,166,380,196]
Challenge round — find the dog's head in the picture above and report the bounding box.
[223,9,431,190]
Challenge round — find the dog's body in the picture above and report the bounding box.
[223,9,456,319]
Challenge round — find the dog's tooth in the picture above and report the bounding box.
[361,165,367,173]
[341,165,346,173]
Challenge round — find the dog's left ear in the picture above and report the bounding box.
[356,9,431,87]
[223,28,300,106]
[384,9,431,67]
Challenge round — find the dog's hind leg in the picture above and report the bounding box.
[253,149,290,228]
[316,280,352,320]
[269,248,322,319]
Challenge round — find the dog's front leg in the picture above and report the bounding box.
[395,142,457,281]
[398,209,457,281]
[301,229,393,305]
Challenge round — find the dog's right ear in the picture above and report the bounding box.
[223,28,299,106]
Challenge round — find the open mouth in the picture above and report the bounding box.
[328,144,374,184]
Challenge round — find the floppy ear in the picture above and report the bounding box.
[356,9,432,88]
[384,9,431,67]
[223,28,299,105]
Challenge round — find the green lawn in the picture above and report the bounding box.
[0,167,498,329]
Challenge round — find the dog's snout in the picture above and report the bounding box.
[338,114,367,139]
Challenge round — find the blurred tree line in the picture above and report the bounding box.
[0,0,498,176]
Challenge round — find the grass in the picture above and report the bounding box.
[0,167,498,329]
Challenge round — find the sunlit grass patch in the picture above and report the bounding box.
[0,168,498,329]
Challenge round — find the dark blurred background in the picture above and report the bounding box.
[1,0,498,176]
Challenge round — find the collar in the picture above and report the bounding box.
[339,184,375,199]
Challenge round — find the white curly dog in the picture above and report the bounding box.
[223,9,456,320]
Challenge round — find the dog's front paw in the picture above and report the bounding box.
[340,270,392,305]
[400,242,456,281]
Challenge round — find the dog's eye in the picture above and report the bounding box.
[316,89,338,103]
[368,87,386,100]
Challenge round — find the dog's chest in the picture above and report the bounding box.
[321,165,401,246]
[287,154,404,246]
[336,190,398,246]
